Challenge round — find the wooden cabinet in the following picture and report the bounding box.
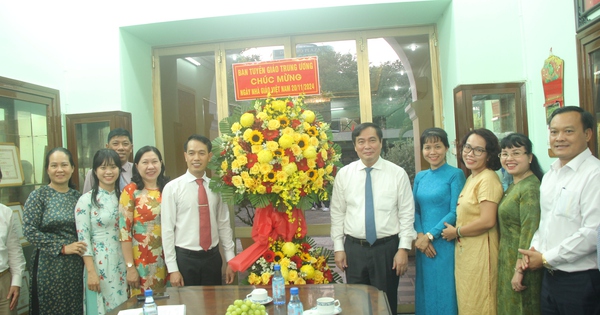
[66,111,132,192]
[577,22,600,158]
[453,83,528,176]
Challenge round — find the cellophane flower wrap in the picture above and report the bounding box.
[208,95,343,275]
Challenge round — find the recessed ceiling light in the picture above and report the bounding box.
[185,57,201,66]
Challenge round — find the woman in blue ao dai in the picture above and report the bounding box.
[75,149,127,314]
[413,128,465,315]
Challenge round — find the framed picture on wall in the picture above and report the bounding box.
[576,0,600,31]
[0,143,24,187]
[8,203,29,246]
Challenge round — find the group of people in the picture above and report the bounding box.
[1,106,598,315]
[330,106,599,315]
[0,129,236,315]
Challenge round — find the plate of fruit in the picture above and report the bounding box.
[225,299,268,315]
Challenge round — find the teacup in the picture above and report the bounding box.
[316,297,340,314]
[246,288,269,303]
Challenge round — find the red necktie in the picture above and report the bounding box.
[196,178,211,251]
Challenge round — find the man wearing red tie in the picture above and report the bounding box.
[161,135,236,286]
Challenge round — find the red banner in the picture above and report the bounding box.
[233,57,320,101]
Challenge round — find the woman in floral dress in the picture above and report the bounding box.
[119,146,170,297]
[75,149,127,314]
[24,147,86,315]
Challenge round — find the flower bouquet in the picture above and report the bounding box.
[208,95,342,273]
[247,236,343,285]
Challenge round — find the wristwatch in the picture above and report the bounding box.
[127,262,134,268]
[542,254,552,269]
[426,232,434,241]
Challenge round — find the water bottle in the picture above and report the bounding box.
[272,264,285,305]
[287,287,304,315]
[142,289,158,315]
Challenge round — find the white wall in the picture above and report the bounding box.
[437,0,578,169]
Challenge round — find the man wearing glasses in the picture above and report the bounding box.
[519,106,600,314]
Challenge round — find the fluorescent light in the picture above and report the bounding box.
[185,57,201,66]
[331,108,344,111]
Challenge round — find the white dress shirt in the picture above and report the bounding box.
[330,157,416,251]
[0,204,26,287]
[161,170,235,273]
[82,161,133,194]
[530,148,600,272]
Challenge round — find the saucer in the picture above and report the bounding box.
[245,296,273,305]
[304,306,342,314]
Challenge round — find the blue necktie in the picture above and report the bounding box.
[365,167,376,245]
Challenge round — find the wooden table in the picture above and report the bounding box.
[107,284,391,314]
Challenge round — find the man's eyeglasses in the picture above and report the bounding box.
[462,144,486,156]
[498,151,527,159]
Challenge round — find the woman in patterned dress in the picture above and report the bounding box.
[119,146,170,297]
[75,149,127,314]
[23,147,86,315]
[496,133,544,314]
[442,129,503,315]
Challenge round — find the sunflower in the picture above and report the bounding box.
[300,252,312,262]
[306,169,318,181]
[305,126,318,137]
[277,115,290,128]
[274,251,284,263]
[297,134,310,150]
[273,148,284,157]
[246,130,264,145]
[264,171,277,182]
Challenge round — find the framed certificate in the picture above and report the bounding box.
[8,203,29,246]
[0,143,24,187]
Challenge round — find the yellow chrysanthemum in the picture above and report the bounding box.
[280,257,291,269]
[283,163,297,175]
[231,122,242,133]
[257,150,273,164]
[303,110,316,123]
[300,264,315,279]
[281,242,297,257]
[277,115,290,128]
[231,175,243,187]
[271,100,286,112]
[220,160,228,171]
[282,127,295,135]
[287,270,299,282]
[267,119,281,130]
[247,130,264,145]
[303,146,317,159]
[266,140,279,152]
[278,134,294,149]
[240,113,255,127]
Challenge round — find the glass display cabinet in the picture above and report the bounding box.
[66,111,132,192]
[577,20,600,158]
[453,83,528,176]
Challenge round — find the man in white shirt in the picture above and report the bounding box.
[330,123,416,312]
[161,134,235,286]
[519,106,600,314]
[82,128,133,193]
[0,168,26,315]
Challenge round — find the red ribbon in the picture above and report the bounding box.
[228,204,306,272]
